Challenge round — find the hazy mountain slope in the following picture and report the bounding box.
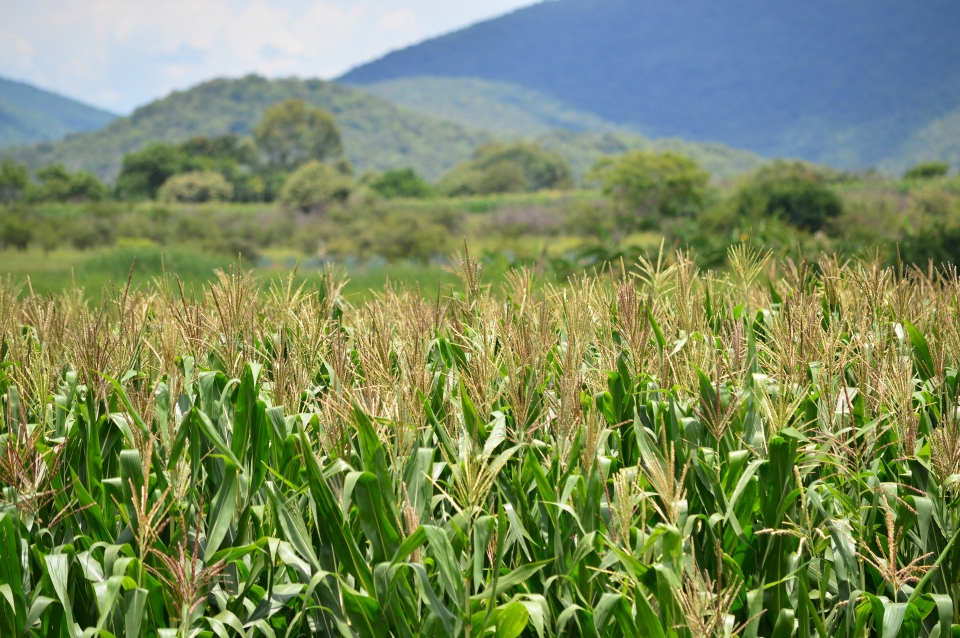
[888,106,960,175]
[535,130,763,181]
[1,75,491,182]
[1,74,763,184]
[341,0,960,169]
[363,77,620,136]
[0,76,117,148]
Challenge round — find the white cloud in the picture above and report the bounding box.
[0,0,537,113]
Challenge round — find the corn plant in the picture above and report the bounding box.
[2,249,960,638]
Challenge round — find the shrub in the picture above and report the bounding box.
[734,160,842,231]
[369,168,434,198]
[159,170,235,203]
[903,161,950,180]
[280,160,352,212]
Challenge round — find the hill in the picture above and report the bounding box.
[534,130,762,181]
[363,76,620,136]
[0,76,117,148]
[340,0,960,172]
[1,75,762,184]
[0,75,491,182]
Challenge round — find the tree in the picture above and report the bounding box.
[254,99,342,172]
[27,164,106,202]
[116,143,186,200]
[280,160,352,212]
[0,160,29,203]
[734,161,842,231]
[369,168,434,199]
[0,209,33,250]
[159,171,235,203]
[472,142,573,191]
[437,141,573,196]
[478,160,528,194]
[903,161,950,180]
[593,150,709,236]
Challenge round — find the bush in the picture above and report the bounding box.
[734,161,842,231]
[904,161,951,180]
[280,160,352,212]
[159,171,235,203]
[369,168,434,198]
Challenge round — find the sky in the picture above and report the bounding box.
[0,0,538,114]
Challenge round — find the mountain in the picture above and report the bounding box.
[0,75,491,182]
[1,75,762,184]
[362,77,764,178]
[340,0,960,172]
[0,76,116,148]
[362,77,621,136]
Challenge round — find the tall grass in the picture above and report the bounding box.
[1,246,960,637]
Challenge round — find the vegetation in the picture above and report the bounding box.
[253,99,343,172]
[340,0,960,173]
[0,159,28,202]
[159,171,235,204]
[0,75,116,148]
[5,245,960,637]
[590,150,709,240]
[26,163,107,203]
[0,76,766,186]
[368,168,435,199]
[731,161,843,232]
[0,76,490,183]
[439,142,573,196]
[361,76,619,136]
[280,161,353,212]
[905,161,952,181]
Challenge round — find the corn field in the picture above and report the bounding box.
[3,247,960,638]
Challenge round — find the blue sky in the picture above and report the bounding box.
[0,0,537,113]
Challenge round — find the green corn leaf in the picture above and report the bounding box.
[494,602,529,638]
[352,471,402,564]
[904,322,935,381]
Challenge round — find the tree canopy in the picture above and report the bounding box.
[253,99,343,172]
[594,150,709,220]
[368,168,434,199]
[437,141,572,196]
[734,160,843,231]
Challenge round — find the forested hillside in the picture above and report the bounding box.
[1,75,762,182]
[0,75,491,182]
[341,0,960,172]
[363,76,620,136]
[0,75,116,147]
